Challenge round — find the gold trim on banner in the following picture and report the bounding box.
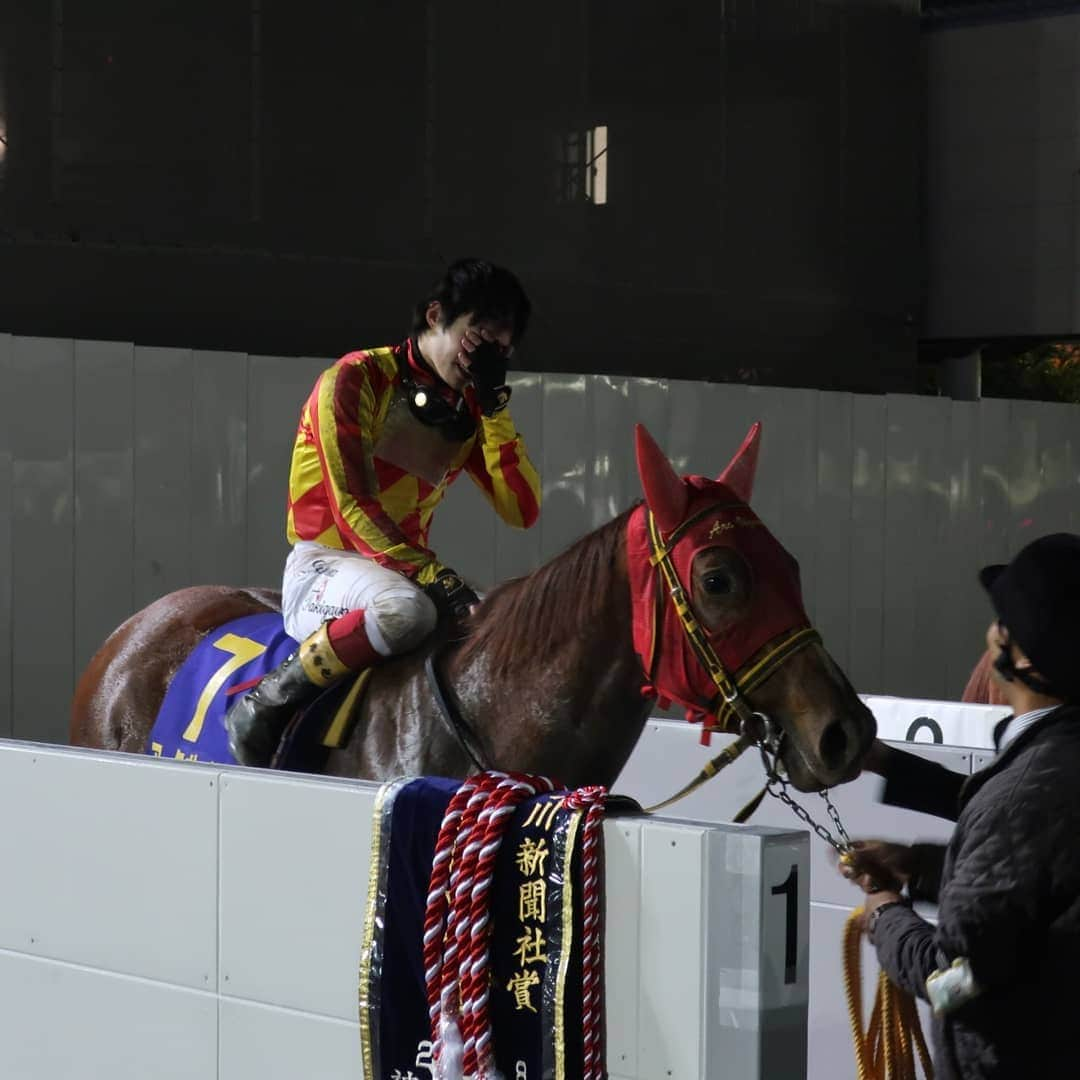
[554,809,583,1080]
[358,781,395,1080]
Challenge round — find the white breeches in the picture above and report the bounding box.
[281,541,437,656]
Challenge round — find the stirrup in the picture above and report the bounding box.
[225,624,349,766]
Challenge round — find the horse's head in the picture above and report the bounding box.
[627,423,875,792]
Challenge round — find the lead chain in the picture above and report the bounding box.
[751,724,855,855]
[765,775,853,855]
[819,788,853,851]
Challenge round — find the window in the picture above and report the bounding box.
[555,125,608,206]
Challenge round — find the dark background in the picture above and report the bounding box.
[0,1,921,391]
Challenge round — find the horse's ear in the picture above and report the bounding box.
[635,424,688,535]
[717,421,762,502]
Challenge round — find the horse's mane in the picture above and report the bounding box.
[458,504,639,677]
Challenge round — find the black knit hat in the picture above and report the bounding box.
[979,532,1080,700]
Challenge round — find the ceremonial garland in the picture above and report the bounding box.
[422,771,608,1080]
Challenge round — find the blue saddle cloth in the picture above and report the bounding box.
[146,612,299,765]
[359,777,592,1079]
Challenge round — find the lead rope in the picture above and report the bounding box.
[843,910,933,1080]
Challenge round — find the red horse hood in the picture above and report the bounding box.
[626,423,812,740]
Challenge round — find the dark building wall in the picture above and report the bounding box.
[924,6,1080,341]
[0,0,920,392]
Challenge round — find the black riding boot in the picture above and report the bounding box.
[224,623,350,766]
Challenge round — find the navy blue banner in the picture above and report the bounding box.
[360,779,594,1080]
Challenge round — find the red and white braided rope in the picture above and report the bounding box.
[425,772,533,1073]
[564,785,608,1080]
[461,776,555,1076]
[447,778,517,1069]
[423,772,605,1080]
[423,775,484,1043]
[434,775,507,1063]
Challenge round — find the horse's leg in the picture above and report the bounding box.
[70,586,280,754]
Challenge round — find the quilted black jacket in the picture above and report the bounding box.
[872,705,1080,1078]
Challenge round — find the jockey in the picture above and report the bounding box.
[225,259,541,766]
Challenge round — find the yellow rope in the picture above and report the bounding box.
[843,909,934,1080]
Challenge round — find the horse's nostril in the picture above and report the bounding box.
[819,720,849,772]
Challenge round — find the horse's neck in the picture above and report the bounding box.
[445,564,652,787]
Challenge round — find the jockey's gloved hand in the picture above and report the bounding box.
[424,568,480,620]
[468,341,512,417]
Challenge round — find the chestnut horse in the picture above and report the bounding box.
[961,649,1009,706]
[71,424,875,794]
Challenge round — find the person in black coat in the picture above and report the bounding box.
[840,533,1080,1079]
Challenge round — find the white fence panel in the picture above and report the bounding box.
[2,331,1077,742]
[0,952,219,1080]
[0,741,219,987]
[218,772,374,1019]
[0,739,809,1080]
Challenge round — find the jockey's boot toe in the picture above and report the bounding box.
[224,626,349,766]
[224,689,295,767]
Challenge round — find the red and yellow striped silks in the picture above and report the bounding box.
[286,341,540,584]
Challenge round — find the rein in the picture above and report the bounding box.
[425,649,491,774]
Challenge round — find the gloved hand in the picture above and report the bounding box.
[423,568,480,620]
[467,340,512,417]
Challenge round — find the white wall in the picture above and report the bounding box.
[4,332,1076,746]
[0,740,809,1080]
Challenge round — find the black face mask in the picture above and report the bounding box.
[992,628,1057,697]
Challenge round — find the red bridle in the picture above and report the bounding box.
[627,496,821,745]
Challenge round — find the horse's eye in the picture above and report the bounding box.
[703,572,734,596]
